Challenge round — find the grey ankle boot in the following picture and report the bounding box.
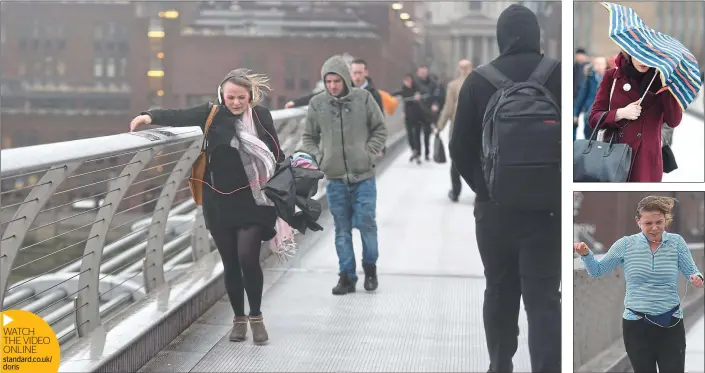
[248,315,269,344]
[229,316,248,342]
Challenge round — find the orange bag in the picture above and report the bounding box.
[378,89,399,116]
[188,104,219,205]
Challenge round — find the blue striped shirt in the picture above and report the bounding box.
[581,232,702,320]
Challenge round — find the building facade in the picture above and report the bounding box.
[1,2,419,149]
[154,1,419,110]
[0,1,151,148]
[413,1,561,81]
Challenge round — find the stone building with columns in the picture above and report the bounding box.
[412,1,560,81]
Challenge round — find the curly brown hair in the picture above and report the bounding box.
[636,195,677,227]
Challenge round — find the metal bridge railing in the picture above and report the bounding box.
[0,107,309,347]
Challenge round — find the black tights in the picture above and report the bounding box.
[210,225,265,317]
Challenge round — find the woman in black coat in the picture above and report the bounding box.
[129,69,284,345]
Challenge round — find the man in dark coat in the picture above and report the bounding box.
[449,5,561,373]
[413,65,442,160]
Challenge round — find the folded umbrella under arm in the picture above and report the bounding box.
[264,157,325,234]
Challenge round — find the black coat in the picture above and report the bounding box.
[143,103,284,240]
[390,83,432,125]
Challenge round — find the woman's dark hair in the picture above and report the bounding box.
[636,195,677,226]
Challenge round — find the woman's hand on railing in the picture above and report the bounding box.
[690,274,704,288]
[574,242,589,256]
[130,114,152,132]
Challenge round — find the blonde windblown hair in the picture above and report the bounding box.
[219,68,272,106]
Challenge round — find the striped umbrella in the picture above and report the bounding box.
[601,2,702,111]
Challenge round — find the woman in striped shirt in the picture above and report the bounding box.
[574,196,703,373]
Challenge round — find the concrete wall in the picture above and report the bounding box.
[573,244,705,371]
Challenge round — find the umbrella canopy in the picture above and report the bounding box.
[601,2,702,110]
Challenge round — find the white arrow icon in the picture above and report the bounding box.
[3,314,13,327]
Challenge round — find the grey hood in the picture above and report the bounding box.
[320,55,352,98]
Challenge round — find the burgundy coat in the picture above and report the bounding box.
[588,53,683,182]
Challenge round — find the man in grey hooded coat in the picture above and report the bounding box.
[301,55,387,295]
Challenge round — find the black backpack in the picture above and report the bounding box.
[474,57,561,211]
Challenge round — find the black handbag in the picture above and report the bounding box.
[662,145,678,173]
[573,111,633,182]
[433,134,447,163]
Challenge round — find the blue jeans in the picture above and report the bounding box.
[325,178,379,282]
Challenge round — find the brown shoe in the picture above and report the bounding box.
[248,315,269,345]
[229,316,248,342]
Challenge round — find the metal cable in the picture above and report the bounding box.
[21,220,96,251]
[66,161,139,180]
[5,203,104,233]
[38,188,118,214]
[152,148,189,160]
[141,159,180,173]
[8,252,94,292]
[129,172,169,187]
[113,195,167,216]
[13,233,99,270]
[47,299,90,327]
[102,218,193,279]
[120,183,168,201]
[35,284,88,317]
[0,197,39,212]
[0,180,52,196]
[0,166,59,181]
[54,173,126,196]
[16,269,88,310]
[6,197,196,311]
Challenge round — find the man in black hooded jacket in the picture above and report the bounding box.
[449,5,561,373]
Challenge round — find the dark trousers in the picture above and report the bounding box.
[405,121,422,154]
[210,226,265,317]
[623,317,686,373]
[422,122,432,157]
[474,201,561,373]
[450,162,462,196]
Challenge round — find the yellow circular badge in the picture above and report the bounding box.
[1,310,60,373]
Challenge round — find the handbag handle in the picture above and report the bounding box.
[584,77,625,157]
[583,111,609,154]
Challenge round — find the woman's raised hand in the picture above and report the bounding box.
[573,242,590,256]
[129,114,152,132]
[690,274,704,288]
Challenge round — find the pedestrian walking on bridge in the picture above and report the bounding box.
[435,59,472,202]
[301,54,387,295]
[575,195,704,373]
[129,69,284,345]
[450,4,562,372]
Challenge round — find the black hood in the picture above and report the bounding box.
[496,4,541,56]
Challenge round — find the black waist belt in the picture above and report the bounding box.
[627,304,680,327]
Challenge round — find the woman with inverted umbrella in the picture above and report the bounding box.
[588,2,702,182]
